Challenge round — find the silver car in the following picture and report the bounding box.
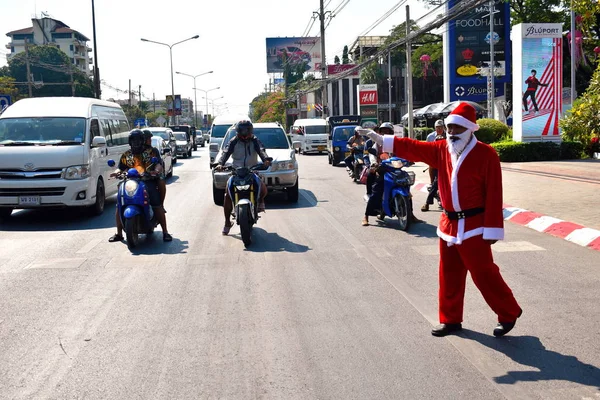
[211,122,301,205]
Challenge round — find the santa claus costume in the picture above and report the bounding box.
[380,102,522,337]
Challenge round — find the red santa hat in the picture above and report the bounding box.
[444,102,480,132]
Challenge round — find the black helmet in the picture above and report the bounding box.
[235,120,253,141]
[142,129,153,140]
[129,129,145,154]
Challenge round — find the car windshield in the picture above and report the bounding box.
[305,125,327,134]
[170,126,190,133]
[211,124,231,138]
[0,117,86,145]
[221,127,289,149]
[174,132,187,141]
[150,130,169,140]
[333,127,354,142]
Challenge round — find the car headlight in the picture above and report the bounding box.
[124,180,139,197]
[334,146,340,151]
[235,184,251,191]
[276,161,295,170]
[63,165,90,180]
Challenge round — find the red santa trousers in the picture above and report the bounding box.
[438,235,521,324]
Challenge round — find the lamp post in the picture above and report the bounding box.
[91,0,100,99]
[140,35,199,124]
[194,87,220,125]
[203,96,225,117]
[176,70,213,127]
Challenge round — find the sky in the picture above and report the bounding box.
[0,0,433,116]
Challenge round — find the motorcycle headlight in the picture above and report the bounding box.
[334,146,340,151]
[63,165,90,180]
[235,184,251,191]
[124,180,139,197]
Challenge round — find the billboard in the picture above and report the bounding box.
[266,37,322,73]
[446,0,511,102]
[174,94,182,116]
[512,23,563,141]
[166,95,174,117]
[358,84,378,127]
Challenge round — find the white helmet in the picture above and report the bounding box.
[379,122,394,134]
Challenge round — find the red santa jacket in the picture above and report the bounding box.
[382,135,504,245]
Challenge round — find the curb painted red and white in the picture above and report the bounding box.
[412,182,600,252]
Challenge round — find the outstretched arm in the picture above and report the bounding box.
[367,131,440,168]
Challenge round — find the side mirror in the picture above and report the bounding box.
[107,159,116,167]
[292,141,301,150]
[209,143,219,152]
[164,147,171,153]
[92,136,107,147]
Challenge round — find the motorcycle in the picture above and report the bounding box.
[349,145,366,183]
[223,163,269,248]
[107,158,160,250]
[375,157,416,231]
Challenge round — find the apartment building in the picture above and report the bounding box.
[5,16,93,77]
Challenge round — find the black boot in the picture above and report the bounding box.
[431,323,462,337]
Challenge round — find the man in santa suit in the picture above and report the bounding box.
[367,102,522,337]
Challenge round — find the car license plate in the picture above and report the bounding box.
[317,146,325,151]
[18,195,40,206]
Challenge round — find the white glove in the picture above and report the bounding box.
[367,131,384,146]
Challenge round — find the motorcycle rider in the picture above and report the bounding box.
[215,120,272,235]
[422,120,446,212]
[143,130,168,209]
[344,126,366,176]
[108,129,172,242]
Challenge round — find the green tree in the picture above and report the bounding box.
[139,101,150,114]
[250,91,285,125]
[0,76,19,100]
[342,45,350,64]
[334,55,341,65]
[508,0,569,25]
[7,45,94,98]
[121,105,145,125]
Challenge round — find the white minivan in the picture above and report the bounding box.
[289,118,328,154]
[0,97,131,219]
[208,114,251,165]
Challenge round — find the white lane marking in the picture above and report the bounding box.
[526,216,563,232]
[565,228,600,247]
[76,238,103,254]
[25,258,86,269]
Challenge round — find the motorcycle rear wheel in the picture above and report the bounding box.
[239,204,253,247]
[394,194,411,231]
[125,216,140,249]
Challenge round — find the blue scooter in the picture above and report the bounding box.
[378,157,416,231]
[108,158,160,249]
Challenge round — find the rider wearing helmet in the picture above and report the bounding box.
[143,129,168,208]
[108,129,172,242]
[215,120,272,235]
[344,126,366,176]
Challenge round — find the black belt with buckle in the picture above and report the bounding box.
[443,207,485,220]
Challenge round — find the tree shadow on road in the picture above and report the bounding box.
[462,330,600,389]
[229,227,311,253]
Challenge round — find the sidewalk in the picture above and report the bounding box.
[407,159,600,251]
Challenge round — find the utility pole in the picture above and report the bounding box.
[69,67,75,96]
[388,51,392,122]
[487,0,495,119]
[153,93,156,112]
[138,85,141,105]
[91,0,101,99]
[406,5,414,138]
[128,79,132,107]
[24,38,33,97]
[318,0,328,118]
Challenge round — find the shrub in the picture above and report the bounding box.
[559,141,585,160]
[475,118,509,144]
[412,127,434,140]
[491,141,561,162]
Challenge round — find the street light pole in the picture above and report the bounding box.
[91,0,100,99]
[141,35,199,125]
[194,86,220,124]
[176,70,213,127]
[203,96,225,117]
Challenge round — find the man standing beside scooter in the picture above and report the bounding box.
[344,127,366,178]
[367,103,522,337]
[108,129,172,243]
[421,120,446,212]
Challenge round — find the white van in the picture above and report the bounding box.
[0,97,131,219]
[208,114,251,164]
[289,118,328,154]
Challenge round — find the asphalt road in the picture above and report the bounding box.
[1,147,599,399]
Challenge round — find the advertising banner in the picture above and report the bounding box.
[512,23,563,141]
[327,64,359,76]
[266,37,322,73]
[358,84,378,127]
[446,0,511,102]
[166,95,174,117]
[174,95,182,116]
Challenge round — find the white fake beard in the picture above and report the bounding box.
[446,130,473,159]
